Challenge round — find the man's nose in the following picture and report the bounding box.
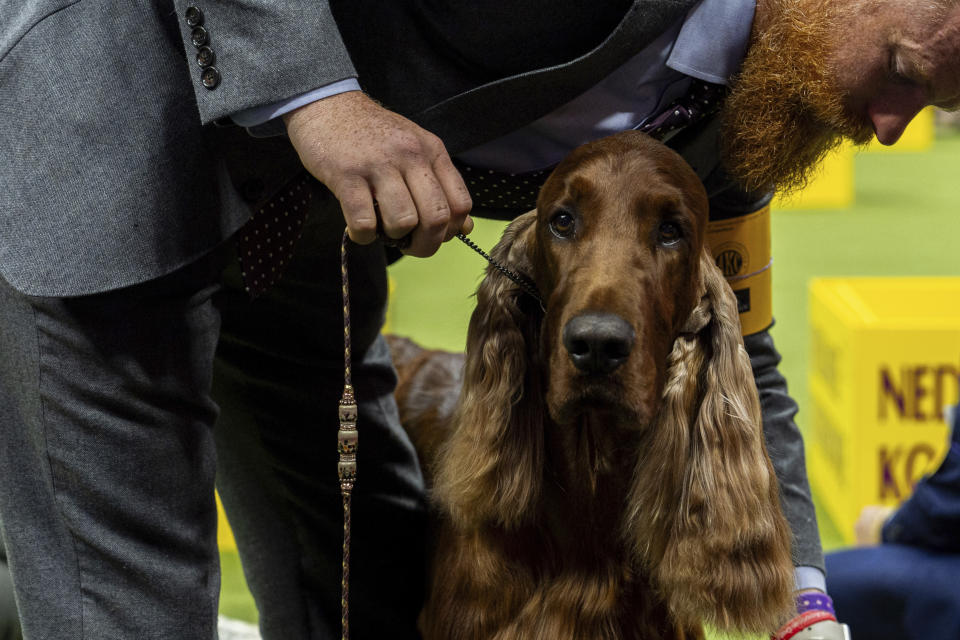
[868,84,927,145]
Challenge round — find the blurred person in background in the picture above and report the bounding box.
[826,408,960,639]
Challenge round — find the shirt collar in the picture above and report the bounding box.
[666,0,756,86]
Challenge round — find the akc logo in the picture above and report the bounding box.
[713,242,749,278]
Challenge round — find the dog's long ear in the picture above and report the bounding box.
[626,250,794,634]
[432,212,544,531]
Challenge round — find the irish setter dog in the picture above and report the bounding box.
[389,131,794,640]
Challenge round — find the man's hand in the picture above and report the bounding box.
[283,91,473,257]
[853,505,896,546]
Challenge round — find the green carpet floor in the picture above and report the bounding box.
[219,130,960,630]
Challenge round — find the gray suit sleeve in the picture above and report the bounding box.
[744,328,825,572]
[171,0,358,125]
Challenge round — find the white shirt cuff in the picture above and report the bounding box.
[230,78,362,128]
[794,565,828,593]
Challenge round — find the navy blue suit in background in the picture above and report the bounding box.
[826,416,960,639]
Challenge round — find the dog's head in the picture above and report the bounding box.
[436,131,760,518]
[527,131,710,426]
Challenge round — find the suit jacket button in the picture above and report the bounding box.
[191,26,209,47]
[201,66,220,89]
[196,46,215,68]
[185,6,204,27]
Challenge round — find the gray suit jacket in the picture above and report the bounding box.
[0,0,696,297]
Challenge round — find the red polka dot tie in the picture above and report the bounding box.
[236,173,313,298]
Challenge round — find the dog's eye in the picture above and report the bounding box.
[550,210,576,238]
[657,222,682,247]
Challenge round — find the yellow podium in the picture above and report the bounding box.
[217,492,237,552]
[863,107,935,153]
[806,277,960,544]
[773,145,855,211]
[772,108,936,212]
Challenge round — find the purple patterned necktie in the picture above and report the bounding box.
[238,80,726,296]
[637,80,727,140]
[236,173,313,297]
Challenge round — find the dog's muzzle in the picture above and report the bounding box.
[562,312,635,375]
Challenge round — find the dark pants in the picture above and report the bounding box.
[826,545,960,639]
[0,187,426,640]
[0,539,22,640]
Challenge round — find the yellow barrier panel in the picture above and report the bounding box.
[806,277,960,544]
[383,275,396,334]
[772,144,855,211]
[863,107,935,153]
[771,108,935,212]
[217,491,237,552]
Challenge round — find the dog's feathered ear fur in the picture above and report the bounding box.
[432,212,545,531]
[624,250,795,634]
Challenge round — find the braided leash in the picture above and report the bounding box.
[337,229,359,640]
[383,230,544,309]
[333,227,538,640]
[455,233,545,310]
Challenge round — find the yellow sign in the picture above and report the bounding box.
[807,277,960,543]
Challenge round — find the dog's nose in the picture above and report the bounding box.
[562,312,635,375]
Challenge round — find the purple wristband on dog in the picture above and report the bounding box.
[796,593,835,616]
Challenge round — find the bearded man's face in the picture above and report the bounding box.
[721,0,960,194]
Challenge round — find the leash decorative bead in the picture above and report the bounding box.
[338,229,358,640]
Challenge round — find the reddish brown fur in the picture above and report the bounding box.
[387,335,464,484]
[389,131,794,640]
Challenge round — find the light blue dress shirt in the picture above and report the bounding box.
[230,77,362,129]
[457,0,754,171]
